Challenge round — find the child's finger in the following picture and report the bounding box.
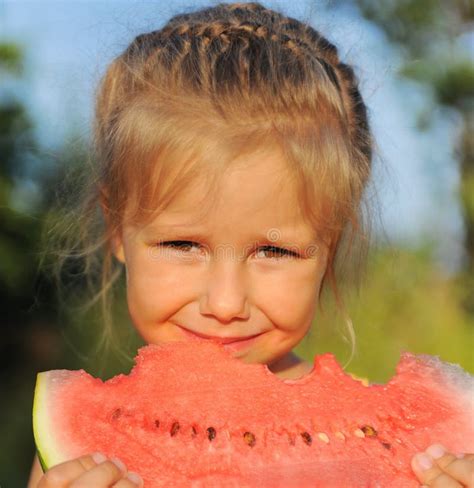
[68,457,128,488]
[412,444,474,488]
[425,444,473,487]
[37,454,100,487]
[411,452,461,487]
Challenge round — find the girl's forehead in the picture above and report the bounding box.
[133,150,316,241]
[157,152,297,211]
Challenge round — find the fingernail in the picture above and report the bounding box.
[111,457,127,472]
[127,472,144,486]
[426,444,446,459]
[92,452,107,464]
[414,453,433,470]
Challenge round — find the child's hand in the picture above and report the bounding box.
[37,453,143,487]
[411,444,473,487]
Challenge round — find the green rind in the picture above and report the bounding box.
[37,449,48,473]
[32,372,60,471]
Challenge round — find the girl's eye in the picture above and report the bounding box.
[256,245,299,259]
[159,240,201,252]
[157,242,299,259]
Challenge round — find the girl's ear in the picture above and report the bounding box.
[111,234,126,264]
[99,186,126,264]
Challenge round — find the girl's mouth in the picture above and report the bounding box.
[177,326,262,350]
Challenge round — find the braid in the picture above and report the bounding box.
[121,2,370,162]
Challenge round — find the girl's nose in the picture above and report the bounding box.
[199,258,250,323]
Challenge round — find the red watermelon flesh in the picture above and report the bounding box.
[33,342,474,487]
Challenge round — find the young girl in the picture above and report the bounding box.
[29,2,473,487]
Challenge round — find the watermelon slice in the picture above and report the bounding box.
[33,342,474,487]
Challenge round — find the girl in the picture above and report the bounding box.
[29,2,473,487]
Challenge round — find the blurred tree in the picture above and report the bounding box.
[349,0,474,311]
[0,41,59,379]
[0,42,62,487]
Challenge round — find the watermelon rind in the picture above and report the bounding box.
[37,449,47,473]
[33,371,63,472]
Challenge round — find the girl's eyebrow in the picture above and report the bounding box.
[142,224,211,238]
[143,224,315,243]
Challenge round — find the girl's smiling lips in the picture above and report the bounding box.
[177,325,262,345]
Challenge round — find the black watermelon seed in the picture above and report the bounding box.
[207,427,216,441]
[300,432,312,445]
[170,422,180,436]
[154,420,160,428]
[381,442,391,450]
[243,431,256,447]
[361,425,377,437]
[111,408,122,420]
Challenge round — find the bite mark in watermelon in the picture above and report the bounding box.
[33,342,474,487]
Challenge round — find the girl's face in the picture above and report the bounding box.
[112,150,329,373]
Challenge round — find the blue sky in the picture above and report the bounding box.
[1,0,465,271]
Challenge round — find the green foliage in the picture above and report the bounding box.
[461,172,474,223]
[355,0,473,106]
[435,63,474,107]
[0,41,61,487]
[354,0,474,285]
[0,42,23,74]
[402,61,474,108]
[356,0,466,53]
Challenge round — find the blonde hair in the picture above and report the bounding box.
[43,2,374,363]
